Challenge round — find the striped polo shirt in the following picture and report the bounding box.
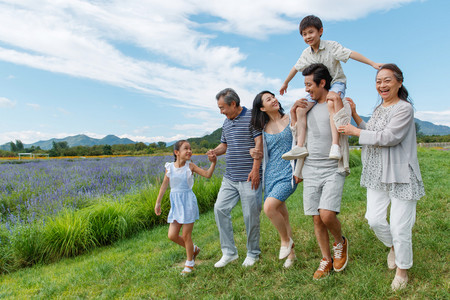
[221,107,262,182]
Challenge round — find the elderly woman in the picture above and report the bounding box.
[250,91,300,268]
[338,64,425,291]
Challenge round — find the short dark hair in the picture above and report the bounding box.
[250,91,285,131]
[377,63,412,104]
[302,63,331,91]
[299,15,323,35]
[216,88,240,106]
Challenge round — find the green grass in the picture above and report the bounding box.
[0,148,448,299]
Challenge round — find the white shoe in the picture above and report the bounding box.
[242,256,259,267]
[387,248,397,270]
[279,238,294,260]
[282,146,309,160]
[391,275,408,291]
[329,144,341,160]
[283,254,296,269]
[214,254,239,268]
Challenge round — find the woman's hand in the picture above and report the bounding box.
[249,147,263,160]
[337,123,361,137]
[294,176,302,184]
[345,97,357,114]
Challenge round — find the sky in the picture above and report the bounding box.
[0,0,449,145]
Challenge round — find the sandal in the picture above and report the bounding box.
[193,245,201,261]
[181,265,194,275]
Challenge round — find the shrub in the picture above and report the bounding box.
[82,200,143,246]
[42,210,95,260]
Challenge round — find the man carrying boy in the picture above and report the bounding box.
[208,88,263,268]
[281,15,382,161]
[293,63,350,279]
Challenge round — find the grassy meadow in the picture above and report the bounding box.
[0,148,448,299]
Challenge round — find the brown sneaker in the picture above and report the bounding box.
[333,236,348,272]
[313,258,333,280]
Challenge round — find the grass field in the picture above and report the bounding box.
[0,148,448,299]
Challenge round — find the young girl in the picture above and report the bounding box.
[154,140,216,275]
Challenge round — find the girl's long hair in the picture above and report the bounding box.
[173,140,188,162]
[250,91,285,131]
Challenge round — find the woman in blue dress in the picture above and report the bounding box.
[250,91,301,268]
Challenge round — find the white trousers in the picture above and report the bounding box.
[365,188,417,269]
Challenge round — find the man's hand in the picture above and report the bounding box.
[247,169,260,190]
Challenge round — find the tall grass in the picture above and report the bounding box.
[0,173,222,273]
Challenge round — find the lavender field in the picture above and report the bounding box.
[0,155,224,229]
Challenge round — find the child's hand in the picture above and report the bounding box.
[372,62,383,70]
[155,203,161,215]
[279,83,288,95]
[208,152,217,163]
[345,97,357,114]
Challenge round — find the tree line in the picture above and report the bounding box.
[0,139,221,158]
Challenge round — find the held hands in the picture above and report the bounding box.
[154,202,161,215]
[294,176,302,184]
[208,151,217,163]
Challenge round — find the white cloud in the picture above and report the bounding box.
[0,0,417,112]
[416,110,450,127]
[0,130,72,145]
[0,97,15,108]
[26,103,40,110]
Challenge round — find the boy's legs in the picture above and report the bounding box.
[327,82,346,159]
[296,101,316,147]
[282,97,315,160]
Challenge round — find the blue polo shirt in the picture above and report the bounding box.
[221,107,262,182]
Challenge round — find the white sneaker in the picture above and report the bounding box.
[387,248,397,270]
[242,256,259,267]
[214,254,239,268]
[282,146,309,160]
[329,144,342,160]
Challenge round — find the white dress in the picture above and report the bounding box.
[166,162,199,224]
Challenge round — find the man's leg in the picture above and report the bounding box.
[214,178,240,257]
[313,215,332,261]
[239,181,262,259]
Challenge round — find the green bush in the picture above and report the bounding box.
[82,200,143,246]
[10,224,44,267]
[42,210,96,260]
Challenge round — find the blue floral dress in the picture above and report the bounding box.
[264,124,297,201]
[165,162,199,224]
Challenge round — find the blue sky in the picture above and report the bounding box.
[0,0,449,145]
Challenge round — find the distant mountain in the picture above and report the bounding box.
[0,134,136,151]
[351,117,450,136]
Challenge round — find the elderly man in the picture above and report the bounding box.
[208,88,263,268]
